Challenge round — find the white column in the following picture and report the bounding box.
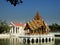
[30,38,32,43]
[12,28,13,33]
[10,27,13,34]
[34,38,35,43]
[38,38,39,43]
[14,27,16,34]
[41,38,42,44]
[26,38,27,43]
[47,37,49,43]
[51,37,52,42]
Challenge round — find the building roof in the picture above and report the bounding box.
[11,22,24,26]
[24,11,50,31]
[34,11,42,20]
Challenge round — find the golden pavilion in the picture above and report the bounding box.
[24,12,50,35]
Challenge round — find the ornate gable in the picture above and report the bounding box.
[24,11,50,34]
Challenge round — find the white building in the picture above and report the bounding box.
[10,22,25,35]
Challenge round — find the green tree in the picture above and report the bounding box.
[0,20,11,33]
[49,23,60,32]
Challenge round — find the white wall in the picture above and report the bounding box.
[10,26,25,35]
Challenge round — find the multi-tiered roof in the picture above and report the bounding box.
[24,12,50,35]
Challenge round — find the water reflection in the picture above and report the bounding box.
[0,37,55,45]
[0,38,9,45]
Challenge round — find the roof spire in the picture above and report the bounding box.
[34,11,42,20]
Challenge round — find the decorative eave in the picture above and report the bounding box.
[24,11,50,31]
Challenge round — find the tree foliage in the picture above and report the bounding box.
[49,23,60,32]
[0,20,11,33]
[6,0,23,6]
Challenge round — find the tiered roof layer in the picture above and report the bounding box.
[24,12,50,31]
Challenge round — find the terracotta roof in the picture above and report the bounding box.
[11,22,24,26]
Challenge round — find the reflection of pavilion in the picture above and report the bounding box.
[24,12,50,35]
[9,37,55,45]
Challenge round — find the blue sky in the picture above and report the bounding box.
[0,0,60,25]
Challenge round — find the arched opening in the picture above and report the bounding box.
[27,38,30,43]
[49,38,51,42]
[42,38,44,43]
[36,38,38,43]
[52,38,54,41]
[46,38,47,42]
[31,39,34,43]
[23,38,26,43]
[39,38,41,42]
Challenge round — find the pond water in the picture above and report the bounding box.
[0,37,60,45]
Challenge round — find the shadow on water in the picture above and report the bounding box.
[0,37,60,45]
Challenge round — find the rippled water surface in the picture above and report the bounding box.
[0,37,60,45]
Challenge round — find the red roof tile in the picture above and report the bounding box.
[11,22,24,26]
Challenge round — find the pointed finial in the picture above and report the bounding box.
[34,11,42,20]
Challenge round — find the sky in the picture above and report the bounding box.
[0,0,60,25]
